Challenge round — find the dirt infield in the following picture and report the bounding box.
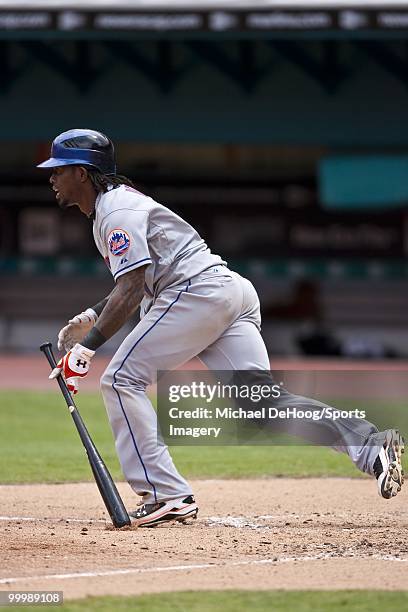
[1,479,407,599]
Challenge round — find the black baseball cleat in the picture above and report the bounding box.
[373,429,405,499]
[129,495,198,527]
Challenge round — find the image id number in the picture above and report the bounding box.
[0,591,63,606]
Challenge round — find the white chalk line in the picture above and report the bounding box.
[0,516,106,524]
[1,553,407,586]
[0,515,317,530]
[0,515,269,532]
[0,515,276,528]
[207,516,266,529]
[3,514,407,531]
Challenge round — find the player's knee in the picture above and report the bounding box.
[102,367,148,393]
[115,370,148,392]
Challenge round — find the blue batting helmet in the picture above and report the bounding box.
[37,128,116,175]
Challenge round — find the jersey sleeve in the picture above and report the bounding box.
[100,209,152,281]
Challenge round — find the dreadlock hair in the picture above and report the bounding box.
[87,168,137,193]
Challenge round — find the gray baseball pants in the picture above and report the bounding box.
[100,268,382,503]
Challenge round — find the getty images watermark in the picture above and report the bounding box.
[155,370,385,446]
[168,382,365,424]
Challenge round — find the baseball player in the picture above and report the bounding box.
[37,129,404,527]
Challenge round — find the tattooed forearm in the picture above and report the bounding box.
[91,284,120,317]
[91,295,110,317]
[82,266,146,350]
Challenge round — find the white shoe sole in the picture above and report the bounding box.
[132,500,198,528]
[377,431,405,499]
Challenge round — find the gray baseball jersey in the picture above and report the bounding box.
[93,184,226,298]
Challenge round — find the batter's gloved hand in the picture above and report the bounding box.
[57,308,98,352]
[49,343,95,395]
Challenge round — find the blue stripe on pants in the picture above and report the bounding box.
[111,280,191,502]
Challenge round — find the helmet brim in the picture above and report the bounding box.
[37,157,97,169]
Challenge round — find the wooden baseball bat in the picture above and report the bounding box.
[40,342,131,528]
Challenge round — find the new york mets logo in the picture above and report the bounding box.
[108,229,130,257]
